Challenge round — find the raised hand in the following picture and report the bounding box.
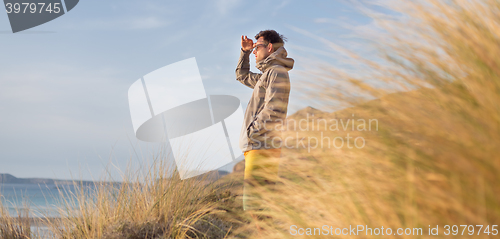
[241,35,254,52]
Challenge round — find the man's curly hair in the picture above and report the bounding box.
[255,30,287,51]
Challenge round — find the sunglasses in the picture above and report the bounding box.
[254,43,269,51]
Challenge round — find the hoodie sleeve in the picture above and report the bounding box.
[236,48,262,89]
[248,66,290,145]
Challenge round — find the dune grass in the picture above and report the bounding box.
[41,146,247,239]
[238,0,500,238]
[0,199,33,239]
[1,147,248,239]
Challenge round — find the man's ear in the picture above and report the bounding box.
[267,43,274,53]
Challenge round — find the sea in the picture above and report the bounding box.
[0,183,89,218]
[0,182,100,237]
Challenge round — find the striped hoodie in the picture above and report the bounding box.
[236,46,294,153]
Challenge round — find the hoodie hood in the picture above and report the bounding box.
[256,46,294,72]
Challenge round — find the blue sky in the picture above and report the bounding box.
[0,0,376,181]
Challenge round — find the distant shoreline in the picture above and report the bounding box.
[0,170,230,185]
[0,173,120,185]
[0,173,96,185]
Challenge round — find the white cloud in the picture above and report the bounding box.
[216,0,242,15]
[59,16,170,31]
[89,17,170,30]
[271,0,291,16]
[276,0,291,9]
[129,17,169,30]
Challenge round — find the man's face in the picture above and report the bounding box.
[253,37,271,63]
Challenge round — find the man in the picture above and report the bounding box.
[236,30,294,211]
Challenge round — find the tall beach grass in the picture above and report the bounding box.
[0,199,33,239]
[44,146,245,239]
[242,0,500,238]
[1,145,247,239]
